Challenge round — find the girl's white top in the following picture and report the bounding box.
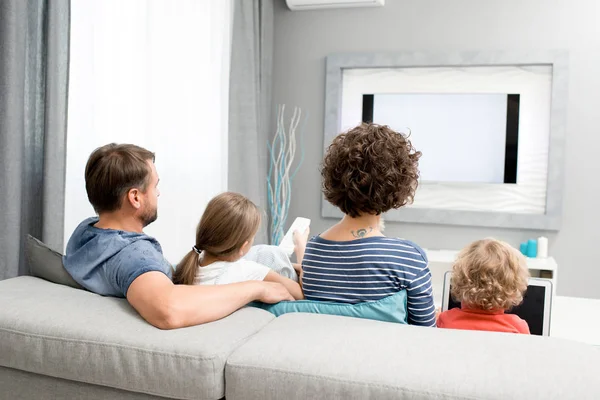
[193,254,270,285]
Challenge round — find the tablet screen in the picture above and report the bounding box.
[447,285,547,335]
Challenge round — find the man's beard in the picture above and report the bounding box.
[140,206,158,227]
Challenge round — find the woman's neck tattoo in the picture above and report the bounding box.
[351,227,373,238]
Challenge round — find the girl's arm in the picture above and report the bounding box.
[264,270,304,300]
[291,264,303,289]
[293,228,309,263]
[292,263,302,274]
[292,228,310,291]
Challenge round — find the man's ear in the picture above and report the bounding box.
[127,188,142,210]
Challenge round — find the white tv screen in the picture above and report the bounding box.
[362,93,520,184]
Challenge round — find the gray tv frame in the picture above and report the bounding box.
[322,51,568,230]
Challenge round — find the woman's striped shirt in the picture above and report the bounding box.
[301,236,436,327]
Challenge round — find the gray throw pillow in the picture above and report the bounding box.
[25,235,83,289]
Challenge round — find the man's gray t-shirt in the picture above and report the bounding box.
[63,217,172,297]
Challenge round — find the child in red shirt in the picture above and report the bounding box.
[437,238,530,334]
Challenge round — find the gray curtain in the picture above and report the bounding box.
[228,0,274,244]
[0,0,70,280]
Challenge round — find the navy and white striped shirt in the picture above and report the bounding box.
[301,236,436,327]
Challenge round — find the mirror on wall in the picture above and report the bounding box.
[323,52,568,230]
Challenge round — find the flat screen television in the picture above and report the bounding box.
[361,93,520,184]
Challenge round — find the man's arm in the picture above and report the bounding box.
[127,271,293,329]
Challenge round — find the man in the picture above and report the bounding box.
[63,143,292,329]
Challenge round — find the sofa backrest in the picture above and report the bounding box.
[226,312,600,400]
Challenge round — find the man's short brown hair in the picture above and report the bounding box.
[321,123,421,217]
[85,143,155,213]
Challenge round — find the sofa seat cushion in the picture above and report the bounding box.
[0,276,275,400]
[226,313,600,400]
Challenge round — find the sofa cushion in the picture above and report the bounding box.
[226,313,600,400]
[250,289,407,324]
[0,276,275,400]
[25,235,83,289]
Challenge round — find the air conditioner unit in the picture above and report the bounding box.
[286,0,385,11]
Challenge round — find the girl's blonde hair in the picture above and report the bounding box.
[451,238,530,311]
[172,192,261,285]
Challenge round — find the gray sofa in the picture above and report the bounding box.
[1,276,600,400]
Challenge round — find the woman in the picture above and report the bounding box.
[301,123,436,326]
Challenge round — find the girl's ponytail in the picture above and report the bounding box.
[173,248,199,285]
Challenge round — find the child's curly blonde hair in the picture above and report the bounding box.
[451,238,530,311]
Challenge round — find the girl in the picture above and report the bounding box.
[173,192,304,300]
[437,238,531,334]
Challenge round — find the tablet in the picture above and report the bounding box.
[441,271,553,336]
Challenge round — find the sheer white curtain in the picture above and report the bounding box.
[65,0,232,263]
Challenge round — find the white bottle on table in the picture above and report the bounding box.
[537,236,548,258]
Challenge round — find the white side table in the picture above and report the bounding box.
[550,296,600,346]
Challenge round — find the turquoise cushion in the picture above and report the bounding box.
[250,290,407,324]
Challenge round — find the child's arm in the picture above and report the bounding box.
[292,229,309,290]
[292,228,309,263]
[264,270,304,300]
[292,263,302,274]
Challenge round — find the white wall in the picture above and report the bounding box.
[273,0,600,299]
[65,0,232,264]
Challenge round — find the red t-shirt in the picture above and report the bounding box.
[437,307,530,334]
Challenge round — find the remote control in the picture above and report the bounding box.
[278,217,311,256]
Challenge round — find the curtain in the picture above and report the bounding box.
[228,0,274,244]
[64,0,232,264]
[0,0,70,280]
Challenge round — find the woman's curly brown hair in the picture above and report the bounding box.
[451,238,530,311]
[321,123,421,217]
